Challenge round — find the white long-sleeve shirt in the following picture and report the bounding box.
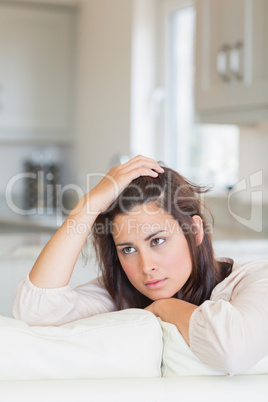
[12,259,268,374]
[189,259,268,374]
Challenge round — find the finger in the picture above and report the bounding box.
[125,166,160,183]
[122,156,164,174]
[127,155,164,171]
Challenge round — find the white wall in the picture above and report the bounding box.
[74,0,133,191]
[73,0,162,192]
[131,0,158,160]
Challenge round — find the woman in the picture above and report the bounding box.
[13,155,268,374]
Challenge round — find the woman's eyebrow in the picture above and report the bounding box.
[115,230,167,247]
[144,230,166,241]
[115,241,133,247]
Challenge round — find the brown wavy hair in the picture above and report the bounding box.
[91,166,232,309]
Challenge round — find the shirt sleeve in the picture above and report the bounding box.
[12,274,117,326]
[189,259,268,376]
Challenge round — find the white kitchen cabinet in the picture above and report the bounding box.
[0,233,99,318]
[0,2,76,143]
[195,0,268,123]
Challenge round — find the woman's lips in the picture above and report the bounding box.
[145,279,166,289]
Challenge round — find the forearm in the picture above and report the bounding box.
[146,298,198,344]
[29,194,99,289]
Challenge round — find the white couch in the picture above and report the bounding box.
[0,309,268,402]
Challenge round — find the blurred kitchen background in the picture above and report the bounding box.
[0,0,267,316]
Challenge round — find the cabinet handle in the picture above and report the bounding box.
[217,44,231,82]
[0,84,3,113]
[229,42,243,80]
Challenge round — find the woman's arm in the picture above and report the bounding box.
[29,155,164,289]
[29,195,98,288]
[145,298,198,344]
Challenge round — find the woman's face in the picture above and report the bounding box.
[112,202,193,301]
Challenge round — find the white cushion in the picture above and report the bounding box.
[245,356,268,375]
[160,319,268,376]
[0,309,162,381]
[159,319,223,376]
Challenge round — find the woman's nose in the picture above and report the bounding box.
[139,253,158,274]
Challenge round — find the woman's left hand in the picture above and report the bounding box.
[145,298,198,345]
[145,300,161,316]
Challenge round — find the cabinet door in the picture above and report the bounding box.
[195,0,268,122]
[195,0,238,112]
[0,4,75,142]
[233,0,268,109]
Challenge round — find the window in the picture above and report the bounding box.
[165,2,239,191]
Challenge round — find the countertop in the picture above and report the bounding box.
[0,194,64,232]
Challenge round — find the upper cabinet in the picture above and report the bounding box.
[195,0,268,124]
[0,3,76,143]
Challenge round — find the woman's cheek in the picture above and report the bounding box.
[118,255,131,277]
[162,252,179,270]
[119,257,136,280]
[123,264,136,280]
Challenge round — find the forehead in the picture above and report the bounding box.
[112,203,178,239]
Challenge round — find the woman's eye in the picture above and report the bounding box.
[151,238,165,247]
[122,246,136,254]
